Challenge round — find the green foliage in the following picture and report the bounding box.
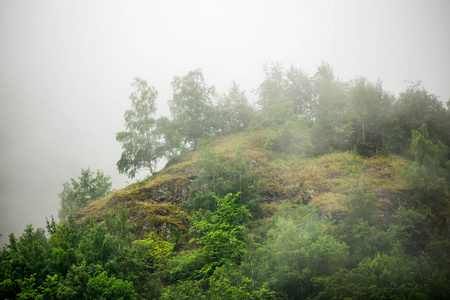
[46,216,81,276]
[86,271,137,300]
[189,147,262,215]
[305,235,350,277]
[169,69,216,149]
[349,78,395,156]
[0,209,156,299]
[77,218,123,267]
[189,193,251,278]
[167,250,204,282]
[216,83,254,135]
[343,179,379,225]
[4,63,450,299]
[58,168,112,220]
[116,78,162,178]
[314,252,426,300]
[354,139,377,157]
[156,116,188,159]
[254,204,333,299]
[17,274,60,300]
[345,220,396,265]
[0,278,17,299]
[247,99,296,132]
[402,124,449,207]
[132,232,174,272]
[160,280,206,300]
[37,274,59,300]
[208,265,278,300]
[16,273,39,300]
[395,82,448,146]
[256,62,286,109]
[263,115,312,155]
[0,227,52,299]
[310,62,349,155]
[56,262,99,299]
[391,205,430,255]
[256,63,314,119]
[411,124,449,167]
[16,225,49,280]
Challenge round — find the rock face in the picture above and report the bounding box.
[301,188,315,205]
[75,164,200,240]
[129,178,192,204]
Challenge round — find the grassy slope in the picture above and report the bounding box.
[74,130,448,239]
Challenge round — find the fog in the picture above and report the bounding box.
[1,0,449,245]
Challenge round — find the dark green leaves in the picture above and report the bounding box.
[189,193,251,277]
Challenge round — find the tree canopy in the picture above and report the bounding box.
[58,168,112,220]
[116,78,161,178]
[169,69,216,149]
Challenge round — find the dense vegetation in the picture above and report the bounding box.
[115,63,450,179]
[1,63,449,299]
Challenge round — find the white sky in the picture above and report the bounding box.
[1,0,449,244]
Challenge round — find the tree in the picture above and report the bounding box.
[394,82,448,150]
[254,204,332,299]
[256,63,314,118]
[315,253,425,300]
[349,78,395,156]
[285,65,314,118]
[169,69,216,149]
[216,83,254,135]
[189,147,262,215]
[58,168,112,220]
[116,78,161,178]
[256,62,286,110]
[189,193,251,277]
[344,179,380,226]
[311,62,349,154]
[402,124,449,207]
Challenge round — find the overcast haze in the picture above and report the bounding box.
[1,0,449,245]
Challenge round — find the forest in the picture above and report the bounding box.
[1,62,449,299]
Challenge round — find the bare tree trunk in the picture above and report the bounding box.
[362,121,365,142]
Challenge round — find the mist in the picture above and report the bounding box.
[1,0,449,245]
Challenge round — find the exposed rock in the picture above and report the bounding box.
[167,163,200,179]
[301,188,315,205]
[128,178,192,204]
[262,181,286,202]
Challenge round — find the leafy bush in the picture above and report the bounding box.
[189,148,262,215]
[402,125,449,207]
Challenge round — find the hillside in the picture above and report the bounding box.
[74,130,447,241]
[2,129,450,299]
[3,63,450,299]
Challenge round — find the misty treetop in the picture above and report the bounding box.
[116,63,450,179]
[169,68,217,148]
[58,168,112,220]
[116,68,256,178]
